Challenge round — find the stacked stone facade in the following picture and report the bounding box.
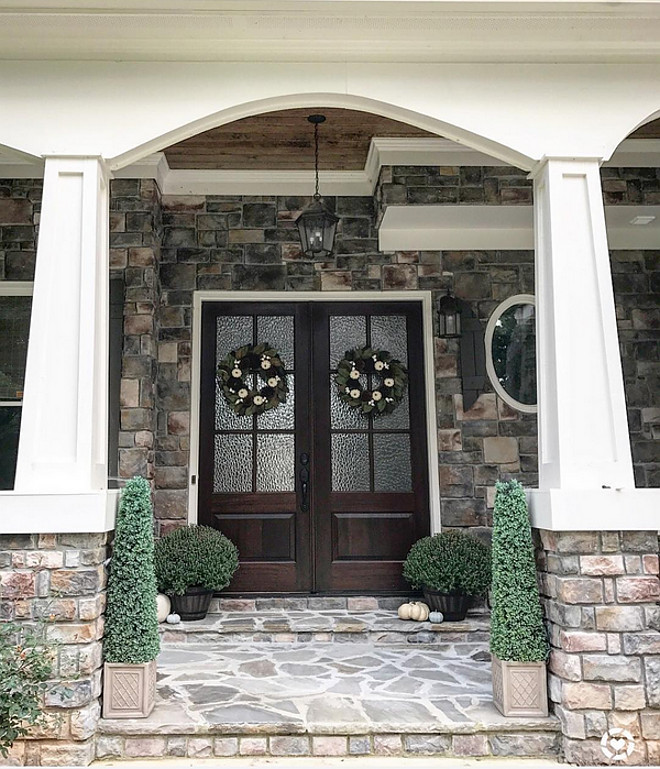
[0,533,107,766]
[536,530,660,765]
[0,179,41,281]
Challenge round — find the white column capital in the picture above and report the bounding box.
[15,155,111,495]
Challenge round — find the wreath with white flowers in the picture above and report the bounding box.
[217,342,289,416]
[335,346,408,416]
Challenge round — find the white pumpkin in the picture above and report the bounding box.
[156,593,171,623]
[397,601,430,622]
[166,613,181,625]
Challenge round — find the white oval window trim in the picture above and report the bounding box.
[484,293,537,415]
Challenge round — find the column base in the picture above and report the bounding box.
[528,488,660,531]
[0,490,118,534]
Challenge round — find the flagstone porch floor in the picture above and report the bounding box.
[98,607,560,761]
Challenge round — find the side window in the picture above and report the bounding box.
[0,284,32,489]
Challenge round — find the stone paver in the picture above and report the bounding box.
[101,639,555,738]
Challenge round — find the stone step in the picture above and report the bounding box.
[160,608,490,646]
[98,640,560,762]
[208,595,488,613]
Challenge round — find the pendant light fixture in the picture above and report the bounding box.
[296,114,339,259]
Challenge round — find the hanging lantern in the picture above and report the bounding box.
[437,291,462,338]
[296,114,338,259]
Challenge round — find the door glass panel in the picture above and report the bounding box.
[256,434,295,492]
[214,433,253,493]
[372,388,410,430]
[331,433,370,491]
[373,433,412,492]
[257,375,295,430]
[371,315,408,366]
[216,315,253,360]
[215,377,253,430]
[330,374,367,430]
[0,406,21,491]
[257,315,295,369]
[330,315,366,368]
[0,295,31,400]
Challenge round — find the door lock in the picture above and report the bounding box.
[299,452,310,512]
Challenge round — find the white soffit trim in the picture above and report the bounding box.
[2,138,660,189]
[379,205,660,251]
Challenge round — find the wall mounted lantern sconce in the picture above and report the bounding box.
[437,290,462,338]
[295,114,339,259]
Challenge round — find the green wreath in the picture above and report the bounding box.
[335,346,408,416]
[217,342,289,416]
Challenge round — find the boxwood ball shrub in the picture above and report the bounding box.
[104,476,160,665]
[490,480,549,662]
[155,525,239,596]
[403,530,491,596]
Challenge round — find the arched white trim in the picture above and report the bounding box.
[605,107,660,160]
[107,93,535,173]
[484,293,537,415]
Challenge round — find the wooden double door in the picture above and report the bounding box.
[198,301,430,594]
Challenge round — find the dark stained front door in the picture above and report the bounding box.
[198,301,430,594]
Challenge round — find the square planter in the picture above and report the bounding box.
[103,659,157,719]
[491,655,548,717]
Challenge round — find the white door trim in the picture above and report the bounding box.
[189,290,441,534]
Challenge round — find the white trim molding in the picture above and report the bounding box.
[189,290,442,534]
[484,294,537,415]
[0,490,118,534]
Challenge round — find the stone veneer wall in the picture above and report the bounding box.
[536,530,660,765]
[0,533,107,766]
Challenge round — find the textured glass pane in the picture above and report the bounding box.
[257,375,295,430]
[257,315,294,369]
[216,315,253,362]
[330,315,367,369]
[491,302,537,406]
[372,388,410,430]
[0,405,21,490]
[214,433,252,493]
[332,433,370,492]
[371,315,408,366]
[256,434,295,492]
[215,375,254,430]
[0,296,31,400]
[373,433,412,492]
[330,374,368,429]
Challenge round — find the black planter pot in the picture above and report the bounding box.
[170,586,213,621]
[422,588,471,621]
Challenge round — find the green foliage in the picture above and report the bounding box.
[104,476,160,664]
[154,525,239,596]
[0,621,55,757]
[490,480,549,662]
[403,530,491,596]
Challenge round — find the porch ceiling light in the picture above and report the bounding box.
[437,290,462,338]
[296,114,338,260]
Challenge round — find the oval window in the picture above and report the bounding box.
[485,295,537,413]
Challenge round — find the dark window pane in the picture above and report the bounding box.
[0,406,21,490]
[491,303,537,406]
[0,296,31,400]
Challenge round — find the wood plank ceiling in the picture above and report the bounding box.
[162,109,660,171]
[163,108,433,170]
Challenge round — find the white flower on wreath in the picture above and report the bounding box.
[349,388,361,399]
[374,360,385,371]
[231,367,242,378]
[368,400,375,407]
[267,377,279,388]
[384,377,395,388]
[261,360,272,370]
[386,397,394,403]
[372,391,382,402]
[345,387,351,393]
[349,369,361,380]
[253,395,265,406]
[238,388,249,399]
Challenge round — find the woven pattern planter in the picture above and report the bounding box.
[103,659,156,719]
[491,655,548,717]
[171,586,214,621]
[422,588,470,621]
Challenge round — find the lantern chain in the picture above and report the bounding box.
[314,120,320,199]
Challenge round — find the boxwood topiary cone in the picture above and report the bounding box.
[490,479,549,717]
[104,477,159,658]
[490,479,548,662]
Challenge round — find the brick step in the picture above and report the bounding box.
[159,608,490,645]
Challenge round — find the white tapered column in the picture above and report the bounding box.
[527,158,659,530]
[15,157,110,493]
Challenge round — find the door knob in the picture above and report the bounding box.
[299,452,310,512]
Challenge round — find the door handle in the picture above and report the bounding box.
[299,452,310,512]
